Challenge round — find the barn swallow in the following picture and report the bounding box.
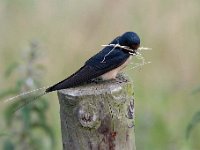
[45,32,140,93]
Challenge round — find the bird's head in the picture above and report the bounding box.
[119,32,140,53]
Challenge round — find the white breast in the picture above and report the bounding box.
[101,55,132,80]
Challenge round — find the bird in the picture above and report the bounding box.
[45,31,140,93]
[4,31,140,112]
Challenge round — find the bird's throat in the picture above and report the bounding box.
[101,55,132,80]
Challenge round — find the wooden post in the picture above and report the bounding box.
[57,75,136,150]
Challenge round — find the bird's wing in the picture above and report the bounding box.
[45,65,101,92]
[46,46,130,93]
[45,59,128,93]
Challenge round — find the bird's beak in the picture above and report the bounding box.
[132,44,140,50]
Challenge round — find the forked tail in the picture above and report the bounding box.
[3,86,49,113]
[12,91,47,113]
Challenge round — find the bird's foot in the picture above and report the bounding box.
[90,77,104,84]
[115,73,128,83]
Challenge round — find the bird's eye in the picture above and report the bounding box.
[131,44,140,50]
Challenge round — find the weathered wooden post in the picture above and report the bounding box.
[57,75,136,150]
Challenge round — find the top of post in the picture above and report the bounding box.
[58,74,131,97]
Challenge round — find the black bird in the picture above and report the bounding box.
[45,31,140,93]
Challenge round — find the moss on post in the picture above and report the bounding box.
[57,75,136,150]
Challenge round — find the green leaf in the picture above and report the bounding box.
[3,140,14,150]
[16,79,25,89]
[29,137,43,150]
[33,98,48,111]
[0,88,19,100]
[21,105,31,130]
[32,100,48,124]
[186,111,200,139]
[32,123,55,149]
[4,62,19,78]
[0,132,8,137]
[4,102,19,125]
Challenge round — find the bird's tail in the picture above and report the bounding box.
[45,86,55,93]
[3,86,49,113]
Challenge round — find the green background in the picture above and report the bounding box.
[0,0,200,149]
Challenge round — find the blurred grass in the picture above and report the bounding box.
[0,0,200,150]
